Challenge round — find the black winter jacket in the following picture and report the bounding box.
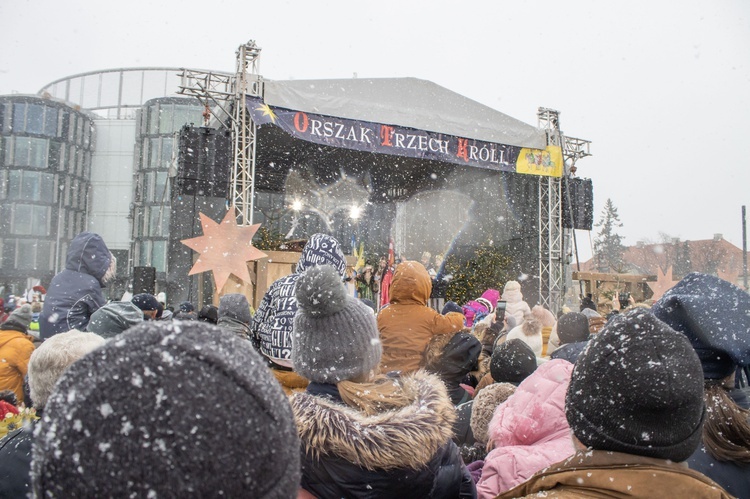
[291,371,476,499]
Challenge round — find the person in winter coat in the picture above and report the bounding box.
[548,312,591,363]
[251,233,347,394]
[504,311,543,357]
[0,330,105,498]
[422,332,482,406]
[498,309,731,499]
[31,321,300,498]
[217,293,253,340]
[40,232,115,339]
[652,272,750,498]
[0,305,35,404]
[476,359,575,498]
[502,281,530,325]
[378,261,464,374]
[289,265,476,499]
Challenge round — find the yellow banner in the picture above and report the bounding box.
[515,146,564,178]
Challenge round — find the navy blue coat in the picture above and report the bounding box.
[40,232,112,339]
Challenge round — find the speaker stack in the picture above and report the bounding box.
[174,126,232,198]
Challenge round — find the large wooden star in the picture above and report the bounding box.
[181,210,267,291]
[647,266,679,301]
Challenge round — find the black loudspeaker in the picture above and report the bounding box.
[133,266,156,295]
[175,126,232,198]
[562,177,594,230]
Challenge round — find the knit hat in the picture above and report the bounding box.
[179,301,195,313]
[32,321,300,497]
[131,293,160,312]
[470,382,516,445]
[296,233,347,277]
[292,264,381,384]
[557,312,590,344]
[1,304,32,331]
[87,301,143,339]
[565,308,705,462]
[442,301,464,316]
[651,272,750,380]
[198,305,218,324]
[490,339,537,385]
[218,294,252,325]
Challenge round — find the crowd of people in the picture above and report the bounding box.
[0,230,748,497]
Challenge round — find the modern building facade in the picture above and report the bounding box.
[0,95,95,296]
[0,68,224,300]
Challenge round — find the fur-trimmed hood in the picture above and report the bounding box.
[291,370,457,470]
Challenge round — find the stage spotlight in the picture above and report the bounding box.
[291,199,302,211]
[349,205,362,220]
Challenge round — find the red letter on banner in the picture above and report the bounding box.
[380,125,394,146]
[294,112,309,132]
[457,138,469,162]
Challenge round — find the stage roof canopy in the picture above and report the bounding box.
[263,77,547,150]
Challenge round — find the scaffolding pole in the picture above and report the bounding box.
[536,108,591,313]
[177,40,262,226]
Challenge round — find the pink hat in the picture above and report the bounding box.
[476,289,500,313]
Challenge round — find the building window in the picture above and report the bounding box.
[9,137,49,168]
[138,240,151,266]
[148,206,169,237]
[44,107,58,137]
[151,240,166,272]
[13,204,49,236]
[7,170,55,202]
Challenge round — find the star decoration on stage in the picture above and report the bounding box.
[181,210,267,291]
[647,266,679,301]
[255,103,277,123]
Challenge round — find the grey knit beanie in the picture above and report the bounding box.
[87,301,143,338]
[566,308,705,462]
[293,264,382,383]
[2,304,33,330]
[32,320,300,497]
[218,293,253,325]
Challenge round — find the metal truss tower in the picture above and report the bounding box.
[177,40,263,225]
[537,108,591,313]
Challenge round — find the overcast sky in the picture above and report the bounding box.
[1,0,749,262]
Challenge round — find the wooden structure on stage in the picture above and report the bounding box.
[572,271,657,311]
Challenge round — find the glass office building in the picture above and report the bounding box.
[131,97,203,289]
[0,96,94,295]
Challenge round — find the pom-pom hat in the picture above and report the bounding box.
[293,265,382,384]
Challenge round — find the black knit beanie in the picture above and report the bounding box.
[32,321,300,497]
[557,312,590,344]
[490,339,537,385]
[565,308,705,462]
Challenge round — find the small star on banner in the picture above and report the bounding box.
[181,210,267,291]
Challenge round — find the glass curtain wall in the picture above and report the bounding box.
[132,97,203,286]
[0,96,94,294]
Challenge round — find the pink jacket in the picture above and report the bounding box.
[476,359,575,499]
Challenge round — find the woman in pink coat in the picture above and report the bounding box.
[476,358,575,498]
